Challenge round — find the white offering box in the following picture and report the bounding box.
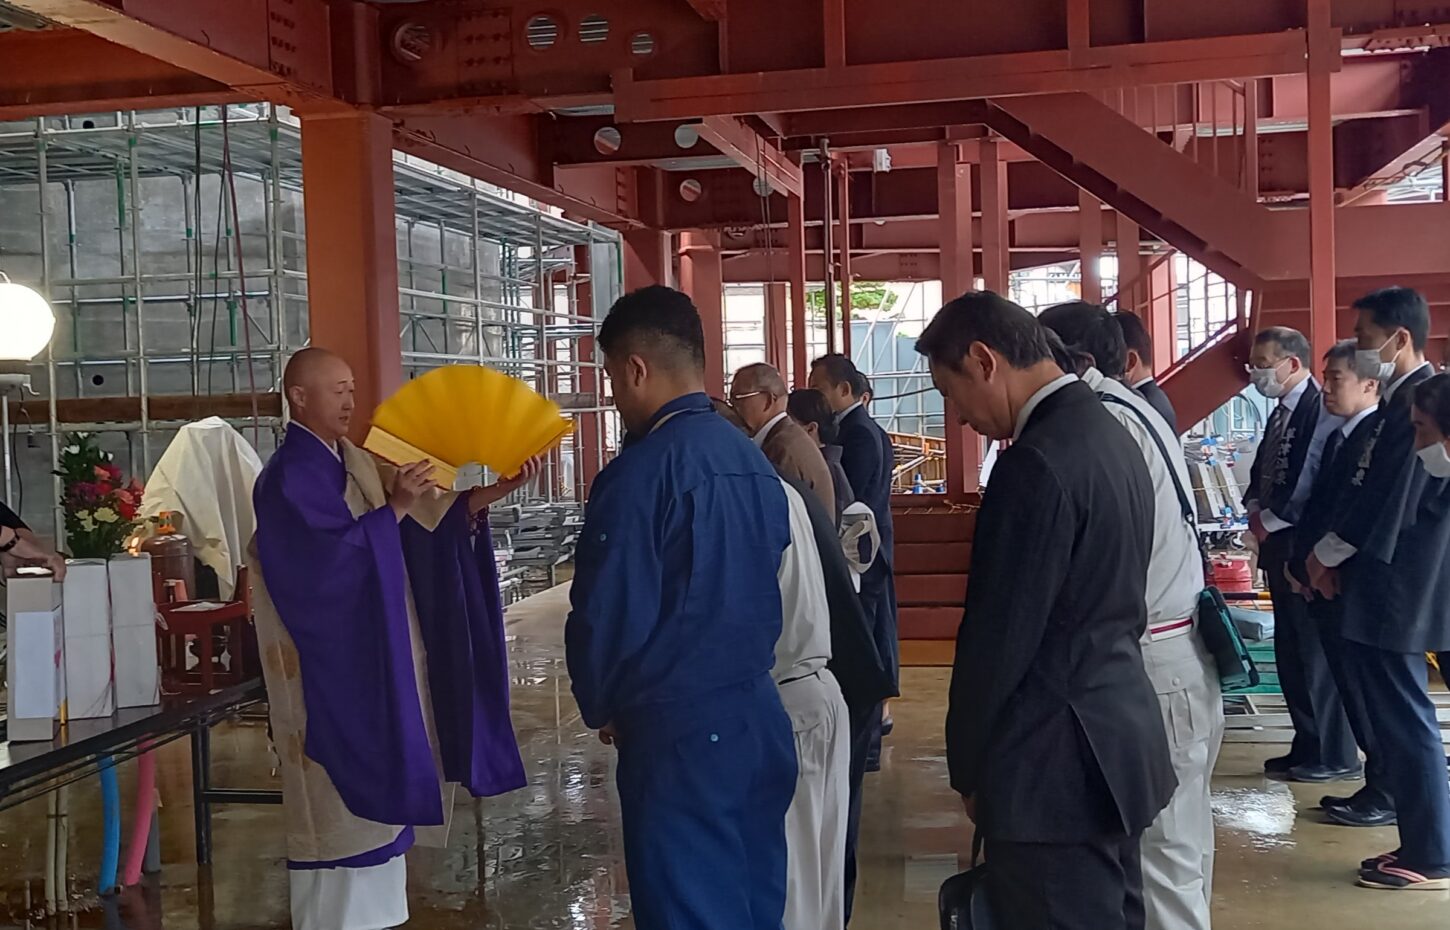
[62,559,115,719]
[109,552,159,709]
[5,571,64,741]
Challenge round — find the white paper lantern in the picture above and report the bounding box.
[0,280,56,362]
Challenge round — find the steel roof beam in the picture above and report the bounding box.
[614,33,1318,121]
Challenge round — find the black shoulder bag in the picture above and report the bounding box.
[1098,393,1260,690]
[938,830,996,929]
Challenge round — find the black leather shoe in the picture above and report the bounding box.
[1264,754,1299,775]
[1322,793,1358,811]
[1289,763,1364,783]
[1326,804,1398,827]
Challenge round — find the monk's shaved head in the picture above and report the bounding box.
[284,347,350,394]
[285,347,356,444]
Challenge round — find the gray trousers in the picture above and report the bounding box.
[1140,630,1224,930]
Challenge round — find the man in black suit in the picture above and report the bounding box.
[1287,340,1390,826]
[1307,287,1450,889]
[807,352,898,923]
[918,291,1175,930]
[1115,311,1179,434]
[1244,326,1359,782]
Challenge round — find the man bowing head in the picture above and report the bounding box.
[566,286,797,930]
[250,348,535,930]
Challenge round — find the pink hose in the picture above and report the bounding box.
[122,745,156,886]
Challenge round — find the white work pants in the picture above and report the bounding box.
[777,669,851,930]
[290,854,408,930]
[1141,630,1225,930]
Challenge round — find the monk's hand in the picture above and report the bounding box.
[598,722,618,747]
[468,455,543,514]
[1284,565,1309,599]
[389,461,436,519]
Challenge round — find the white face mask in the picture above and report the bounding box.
[1417,442,1450,479]
[1354,334,1401,382]
[1249,360,1289,398]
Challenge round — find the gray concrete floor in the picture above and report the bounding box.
[1,584,1446,928]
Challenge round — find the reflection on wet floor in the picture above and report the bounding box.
[1,583,1446,928]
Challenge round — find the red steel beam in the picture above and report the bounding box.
[937,140,980,498]
[623,228,672,290]
[695,115,805,198]
[765,282,789,374]
[614,33,1314,121]
[721,249,1077,283]
[7,0,338,111]
[393,115,643,227]
[836,162,852,356]
[0,29,241,118]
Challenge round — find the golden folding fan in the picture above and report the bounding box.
[364,365,572,488]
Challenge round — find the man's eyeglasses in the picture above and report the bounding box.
[727,390,766,407]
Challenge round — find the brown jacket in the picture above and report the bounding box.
[758,415,836,519]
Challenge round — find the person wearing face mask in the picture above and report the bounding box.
[1243,327,1360,782]
[1304,287,1448,890]
[918,291,1175,930]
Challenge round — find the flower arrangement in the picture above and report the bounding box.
[57,434,143,559]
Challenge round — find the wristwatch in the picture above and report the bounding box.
[0,526,19,553]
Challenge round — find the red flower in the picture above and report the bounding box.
[105,463,121,481]
[93,465,109,480]
[117,501,138,521]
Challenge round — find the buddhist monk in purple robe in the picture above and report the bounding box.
[248,348,536,930]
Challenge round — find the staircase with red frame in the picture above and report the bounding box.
[893,496,976,667]
[984,90,1450,424]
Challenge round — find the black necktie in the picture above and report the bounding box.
[1259,405,1290,499]
[1322,428,1344,470]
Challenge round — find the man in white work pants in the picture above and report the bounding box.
[1040,301,1225,930]
[774,480,852,930]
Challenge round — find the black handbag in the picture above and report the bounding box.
[1098,393,1261,690]
[939,832,996,930]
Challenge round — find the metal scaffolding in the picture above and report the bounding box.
[0,104,621,540]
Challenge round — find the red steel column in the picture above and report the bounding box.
[980,139,1010,294]
[573,248,603,496]
[1078,189,1103,303]
[1115,212,1143,313]
[1147,257,1177,372]
[1306,0,1338,363]
[837,163,853,358]
[938,142,982,498]
[788,193,810,386]
[300,112,401,442]
[623,228,671,291]
[765,282,789,373]
[679,230,725,396]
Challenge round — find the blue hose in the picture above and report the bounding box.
[98,756,120,894]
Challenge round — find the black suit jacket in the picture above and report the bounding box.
[1134,378,1179,435]
[947,380,1175,843]
[1288,410,1381,590]
[836,404,895,563]
[782,476,896,717]
[1336,364,1450,652]
[1243,380,1322,524]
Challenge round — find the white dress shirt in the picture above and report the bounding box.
[1257,377,1342,534]
[1082,369,1204,627]
[1313,361,1433,567]
[772,480,833,683]
[754,411,789,448]
[833,400,864,424]
[1012,374,1078,441]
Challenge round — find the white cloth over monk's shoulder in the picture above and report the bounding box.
[141,417,263,599]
